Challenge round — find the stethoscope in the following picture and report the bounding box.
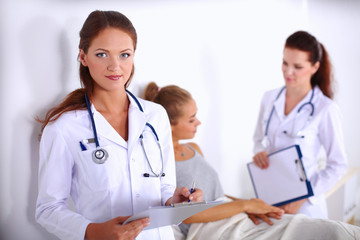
[262,86,315,148]
[84,90,165,178]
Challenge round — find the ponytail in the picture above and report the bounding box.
[311,43,334,99]
[143,82,192,125]
[143,82,159,102]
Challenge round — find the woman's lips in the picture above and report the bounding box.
[106,75,122,81]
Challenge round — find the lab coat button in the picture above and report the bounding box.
[136,193,140,198]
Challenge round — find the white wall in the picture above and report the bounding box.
[1,0,360,239]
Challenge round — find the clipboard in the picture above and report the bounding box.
[247,145,313,206]
[123,200,223,230]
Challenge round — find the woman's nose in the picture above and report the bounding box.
[284,67,294,76]
[107,57,121,71]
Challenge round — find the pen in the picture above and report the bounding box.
[188,181,196,202]
[79,141,87,151]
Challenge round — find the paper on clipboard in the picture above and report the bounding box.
[123,200,223,230]
[247,145,313,206]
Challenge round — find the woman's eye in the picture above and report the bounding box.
[121,53,130,58]
[96,53,107,58]
[295,65,303,69]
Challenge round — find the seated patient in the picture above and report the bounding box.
[144,82,360,240]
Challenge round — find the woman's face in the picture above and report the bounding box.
[282,47,319,90]
[79,27,134,93]
[171,98,201,141]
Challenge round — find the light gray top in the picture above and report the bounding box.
[175,144,224,236]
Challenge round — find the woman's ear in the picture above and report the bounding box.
[311,61,320,75]
[79,49,88,67]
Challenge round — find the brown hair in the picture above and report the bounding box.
[285,31,334,99]
[37,10,137,134]
[143,82,192,125]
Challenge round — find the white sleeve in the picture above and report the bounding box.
[157,107,176,205]
[253,93,267,154]
[309,103,348,196]
[35,123,91,240]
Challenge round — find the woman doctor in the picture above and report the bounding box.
[35,10,202,240]
[252,31,348,219]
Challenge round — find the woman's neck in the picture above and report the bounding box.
[92,89,129,114]
[284,85,312,115]
[286,84,312,100]
[173,139,181,151]
[91,88,130,140]
[172,139,185,161]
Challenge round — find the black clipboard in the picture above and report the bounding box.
[247,145,313,206]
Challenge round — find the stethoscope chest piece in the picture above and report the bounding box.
[92,148,109,164]
[261,136,270,148]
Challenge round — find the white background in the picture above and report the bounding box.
[1,0,360,239]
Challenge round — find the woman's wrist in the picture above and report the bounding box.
[85,222,99,240]
[233,199,248,212]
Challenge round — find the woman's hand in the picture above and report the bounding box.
[279,198,307,214]
[243,198,284,225]
[166,187,203,205]
[85,216,150,240]
[253,151,269,169]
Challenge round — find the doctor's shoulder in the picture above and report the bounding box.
[261,87,284,104]
[137,97,169,122]
[42,109,89,138]
[313,88,341,115]
[315,96,343,121]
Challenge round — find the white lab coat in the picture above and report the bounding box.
[36,93,176,240]
[253,86,348,219]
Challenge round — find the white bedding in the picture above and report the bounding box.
[174,213,360,240]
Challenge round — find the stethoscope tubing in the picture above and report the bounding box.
[140,135,164,177]
[85,94,100,148]
[264,87,286,136]
[84,91,165,177]
[264,86,315,139]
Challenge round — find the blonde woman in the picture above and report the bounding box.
[144,82,359,240]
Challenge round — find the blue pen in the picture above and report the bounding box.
[79,141,87,151]
[188,181,196,202]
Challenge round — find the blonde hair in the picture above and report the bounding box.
[143,82,192,125]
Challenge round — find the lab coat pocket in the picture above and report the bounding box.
[77,145,125,192]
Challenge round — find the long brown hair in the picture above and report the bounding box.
[38,10,137,134]
[143,82,192,125]
[285,31,334,99]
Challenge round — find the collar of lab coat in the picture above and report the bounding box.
[273,86,319,121]
[90,92,147,150]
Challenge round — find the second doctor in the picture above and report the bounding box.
[252,31,348,219]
